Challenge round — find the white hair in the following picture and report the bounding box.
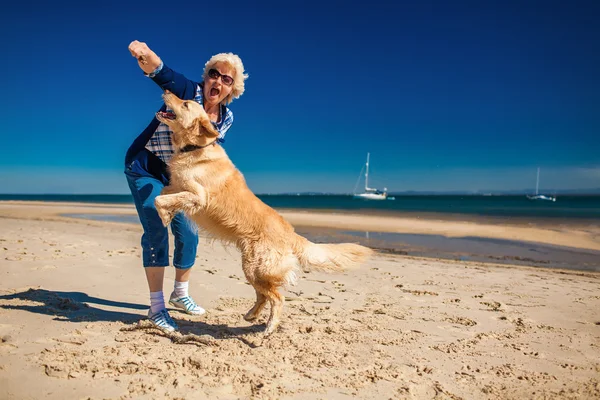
[202,53,248,105]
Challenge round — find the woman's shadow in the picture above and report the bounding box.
[0,288,147,323]
[0,288,265,345]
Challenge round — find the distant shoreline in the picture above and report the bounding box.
[1,200,600,252]
[59,212,600,272]
[2,194,600,223]
[1,199,599,227]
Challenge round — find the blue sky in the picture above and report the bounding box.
[0,0,598,194]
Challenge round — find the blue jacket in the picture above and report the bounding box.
[125,63,201,167]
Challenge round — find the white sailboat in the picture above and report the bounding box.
[527,167,556,202]
[353,153,392,200]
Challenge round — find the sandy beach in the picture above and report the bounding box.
[1,201,599,399]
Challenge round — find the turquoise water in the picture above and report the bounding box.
[1,194,599,220]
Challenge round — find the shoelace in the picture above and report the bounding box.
[151,310,176,327]
[178,296,198,311]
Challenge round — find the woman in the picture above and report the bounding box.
[125,40,248,332]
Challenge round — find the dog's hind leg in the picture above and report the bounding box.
[240,254,268,322]
[240,248,284,335]
[264,287,284,337]
[244,288,267,322]
[155,191,206,226]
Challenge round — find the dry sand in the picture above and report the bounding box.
[0,202,599,399]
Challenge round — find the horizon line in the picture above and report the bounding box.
[1,190,600,196]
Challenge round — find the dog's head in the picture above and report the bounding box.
[156,91,220,150]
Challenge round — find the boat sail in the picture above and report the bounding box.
[527,167,556,202]
[353,153,391,200]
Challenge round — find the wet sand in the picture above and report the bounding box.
[295,227,600,272]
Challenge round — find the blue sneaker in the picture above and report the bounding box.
[147,309,179,332]
[169,293,206,316]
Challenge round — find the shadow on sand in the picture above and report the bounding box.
[0,288,266,346]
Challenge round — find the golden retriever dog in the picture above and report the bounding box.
[155,91,373,336]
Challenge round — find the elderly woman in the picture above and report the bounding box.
[124,40,248,332]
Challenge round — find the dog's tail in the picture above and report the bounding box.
[293,235,373,273]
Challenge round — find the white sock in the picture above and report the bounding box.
[150,291,165,314]
[173,281,189,299]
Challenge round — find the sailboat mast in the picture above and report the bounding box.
[536,167,540,195]
[365,153,370,190]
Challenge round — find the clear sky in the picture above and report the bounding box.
[0,0,598,194]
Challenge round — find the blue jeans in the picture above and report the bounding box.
[125,151,198,269]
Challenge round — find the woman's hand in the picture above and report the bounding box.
[128,40,162,74]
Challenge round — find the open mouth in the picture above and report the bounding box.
[157,111,176,120]
[210,87,220,97]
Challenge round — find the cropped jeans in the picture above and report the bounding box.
[124,150,198,269]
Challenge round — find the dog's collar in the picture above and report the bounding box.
[179,138,223,153]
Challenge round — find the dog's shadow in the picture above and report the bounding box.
[0,288,265,346]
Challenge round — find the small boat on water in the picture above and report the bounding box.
[353,153,394,200]
[527,167,556,202]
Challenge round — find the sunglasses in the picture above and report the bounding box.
[207,68,234,86]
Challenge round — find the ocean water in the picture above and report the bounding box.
[1,194,599,220]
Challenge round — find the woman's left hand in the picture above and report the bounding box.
[128,40,162,74]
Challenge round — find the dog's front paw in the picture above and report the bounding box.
[157,208,175,227]
[155,197,175,226]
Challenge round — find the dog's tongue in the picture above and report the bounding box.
[210,88,220,97]
[159,111,176,119]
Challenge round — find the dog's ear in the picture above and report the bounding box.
[198,117,220,138]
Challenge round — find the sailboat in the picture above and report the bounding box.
[527,167,556,202]
[353,153,393,200]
